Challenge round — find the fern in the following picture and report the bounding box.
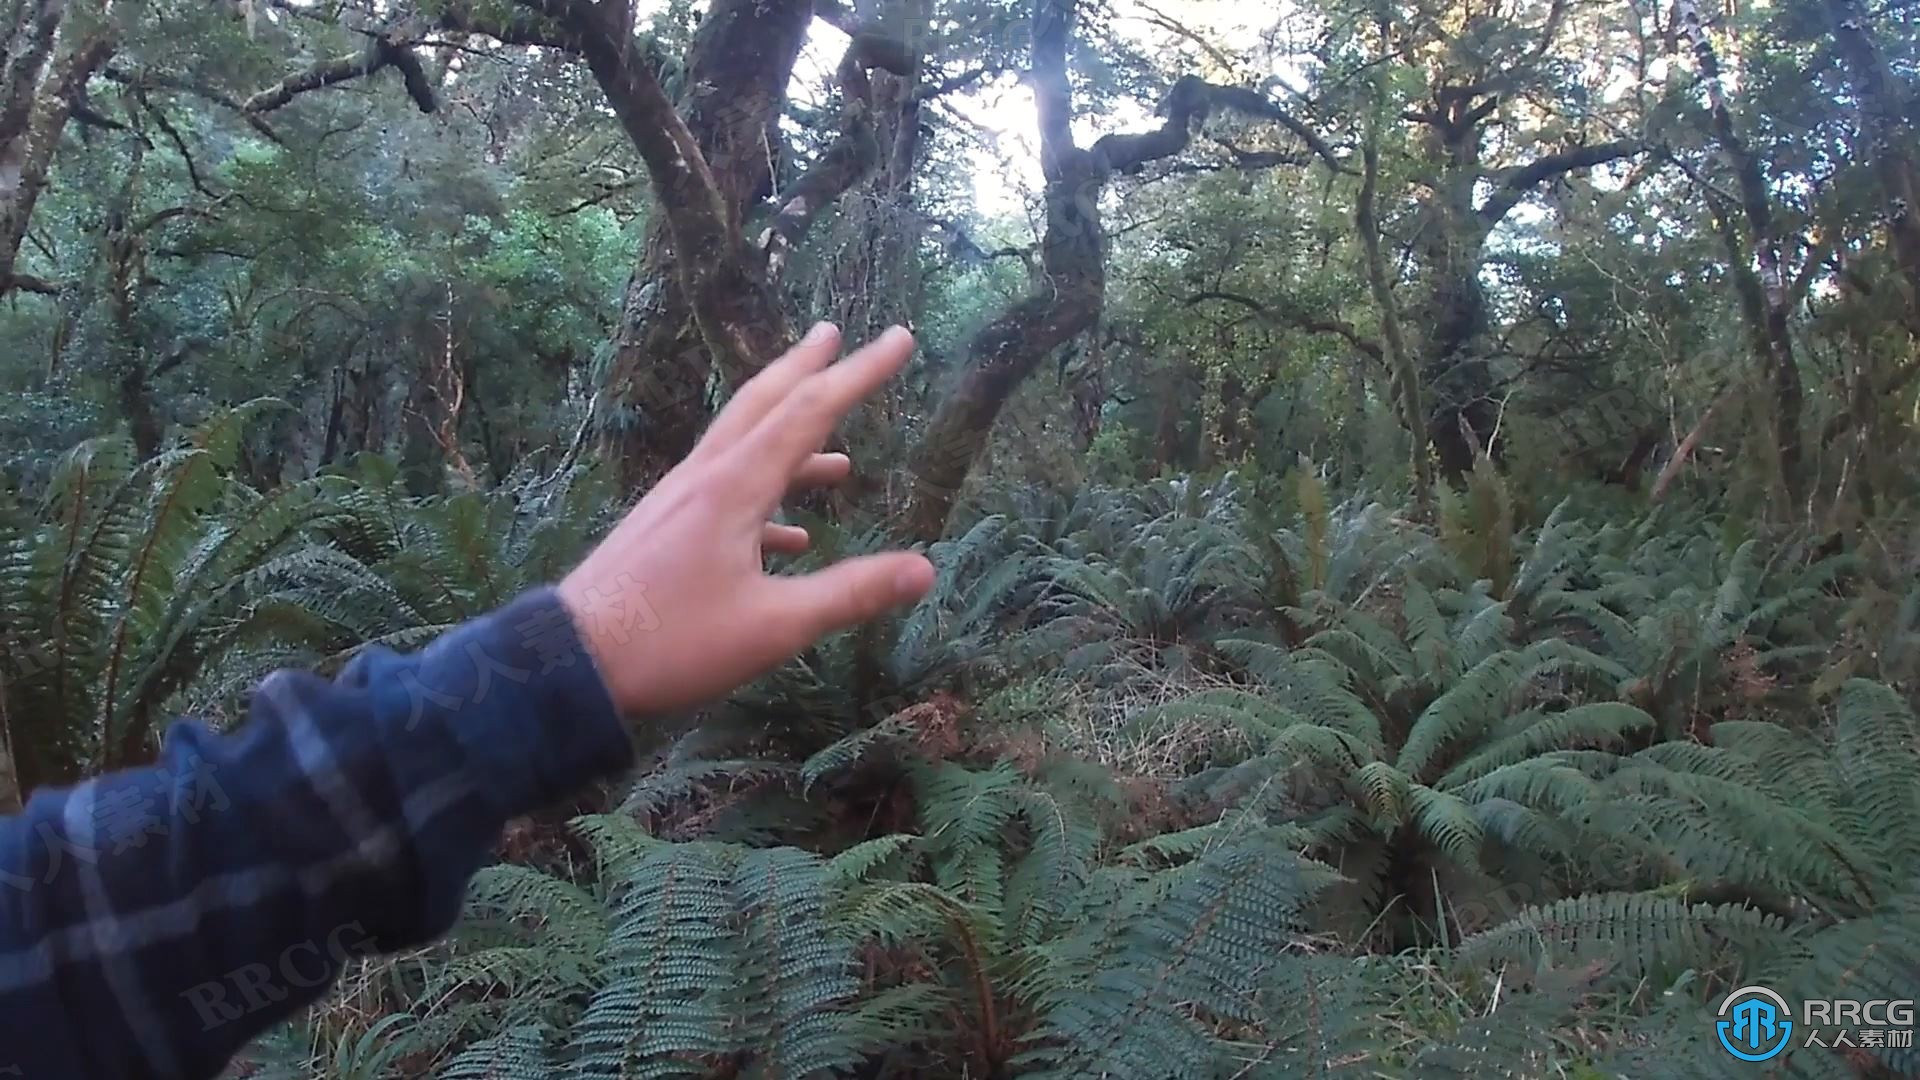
[1456,892,1784,983]
[0,413,371,790]
[565,844,862,1077]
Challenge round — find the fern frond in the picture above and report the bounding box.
[1400,641,1617,783]
[1016,837,1341,1078]
[1456,891,1783,983]
[1439,704,1656,788]
[1407,783,1484,866]
[823,834,919,889]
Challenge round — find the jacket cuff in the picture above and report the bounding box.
[419,587,634,816]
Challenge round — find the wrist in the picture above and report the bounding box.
[555,569,663,717]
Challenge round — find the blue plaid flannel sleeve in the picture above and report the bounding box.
[0,587,635,1079]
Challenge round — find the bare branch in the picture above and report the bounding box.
[243,49,381,113]
[914,64,998,102]
[1185,289,1381,360]
[1478,139,1641,225]
[6,272,62,295]
[103,67,284,144]
[140,97,219,199]
[243,33,438,115]
[918,210,1034,269]
[761,31,918,279]
[1092,76,1350,176]
[552,179,642,216]
[1134,0,1242,75]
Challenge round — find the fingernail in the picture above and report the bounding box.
[803,321,836,345]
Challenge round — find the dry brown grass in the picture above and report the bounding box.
[1044,650,1251,779]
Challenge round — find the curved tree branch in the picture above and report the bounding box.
[1185,290,1381,360]
[761,31,917,282]
[243,31,438,114]
[1093,76,1350,176]
[904,0,1106,540]
[904,11,1357,540]
[1477,139,1640,225]
[103,67,283,144]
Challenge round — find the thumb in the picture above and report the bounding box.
[770,551,935,644]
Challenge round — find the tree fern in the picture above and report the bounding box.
[1,413,368,790]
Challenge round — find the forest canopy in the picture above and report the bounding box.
[2,0,1919,1074]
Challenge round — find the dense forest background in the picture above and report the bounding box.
[2,0,1919,1074]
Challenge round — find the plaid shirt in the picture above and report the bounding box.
[0,589,634,1079]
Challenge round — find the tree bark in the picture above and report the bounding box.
[241,30,437,115]
[1357,127,1433,513]
[1825,0,1920,332]
[1676,0,1805,502]
[0,3,115,295]
[591,0,814,491]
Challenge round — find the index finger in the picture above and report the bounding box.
[690,322,842,464]
[729,326,914,496]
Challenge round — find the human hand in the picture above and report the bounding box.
[556,323,935,716]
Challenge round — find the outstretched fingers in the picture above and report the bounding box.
[693,322,842,462]
[733,326,915,500]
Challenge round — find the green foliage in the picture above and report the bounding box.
[9,0,1920,1070]
[5,415,1911,1077]
[223,476,1910,1077]
[0,403,359,791]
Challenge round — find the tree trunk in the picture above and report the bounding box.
[1384,0,1634,484]
[1155,358,1190,473]
[0,4,114,294]
[595,0,813,491]
[1825,0,1920,331]
[1069,368,1105,453]
[0,704,19,813]
[1677,0,1805,503]
[1342,352,1368,487]
[1358,129,1434,512]
[1413,113,1500,483]
[901,0,1106,540]
[1216,369,1248,463]
[118,367,164,457]
[825,41,925,341]
[321,365,348,466]
[901,3,1343,538]
[400,363,445,496]
[903,282,1105,538]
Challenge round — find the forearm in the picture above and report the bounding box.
[0,589,633,1079]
